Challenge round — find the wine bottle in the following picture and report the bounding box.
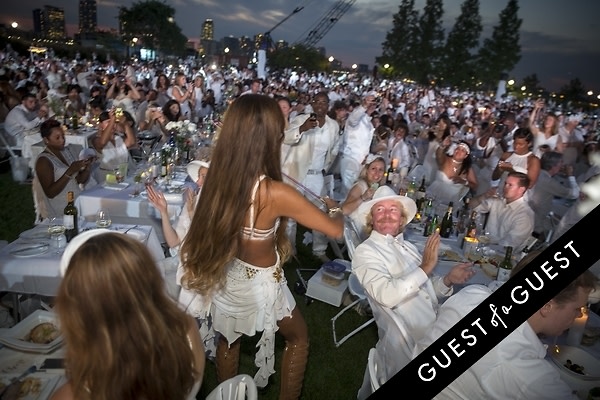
[63,191,78,242]
[406,177,417,199]
[417,176,426,197]
[439,202,454,238]
[461,210,478,249]
[385,162,394,186]
[160,148,169,177]
[71,114,78,130]
[497,246,513,282]
[424,214,438,236]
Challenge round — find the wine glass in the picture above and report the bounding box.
[95,209,112,228]
[48,217,67,253]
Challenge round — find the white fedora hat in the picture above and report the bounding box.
[353,186,417,231]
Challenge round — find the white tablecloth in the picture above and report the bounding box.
[0,222,164,297]
[75,178,186,243]
[404,225,495,289]
[22,128,97,169]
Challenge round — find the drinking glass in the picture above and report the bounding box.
[95,209,112,228]
[48,217,67,253]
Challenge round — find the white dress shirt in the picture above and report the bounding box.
[4,104,43,146]
[415,285,578,400]
[474,196,534,252]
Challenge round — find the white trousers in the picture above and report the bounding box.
[286,173,328,255]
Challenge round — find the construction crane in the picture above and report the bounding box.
[259,6,304,51]
[293,0,356,48]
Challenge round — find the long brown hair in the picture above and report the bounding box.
[55,233,198,400]
[180,94,291,296]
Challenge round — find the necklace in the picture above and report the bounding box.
[451,159,461,174]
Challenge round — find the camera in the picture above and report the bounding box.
[494,123,505,133]
[309,113,317,121]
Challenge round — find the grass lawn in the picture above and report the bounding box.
[0,167,377,399]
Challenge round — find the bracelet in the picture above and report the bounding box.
[64,173,73,179]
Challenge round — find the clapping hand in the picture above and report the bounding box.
[421,232,440,275]
[185,187,197,215]
[146,185,168,215]
[444,263,476,286]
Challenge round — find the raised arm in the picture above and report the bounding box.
[272,181,343,240]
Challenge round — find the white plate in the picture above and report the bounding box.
[0,310,63,353]
[0,372,61,400]
[550,345,600,380]
[0,352,32,374]
[19,228,50,241]
[103,182,129,191]
[9,244,50,258]
[125,229,146,241]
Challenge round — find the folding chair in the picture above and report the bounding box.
[330,217,374,347]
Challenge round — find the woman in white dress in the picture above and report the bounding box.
[492,128,541,189]
[171,72,195,120]
[92,109,137,182]
[426,139,478,206]
[529,98,562,157]
[422,115,451,185]
[106,75,141,123]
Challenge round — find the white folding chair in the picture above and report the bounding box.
[205,374,258,400]
[330,216,374,347]
[331,273,375,347]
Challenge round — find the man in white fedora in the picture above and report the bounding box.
[352,186,475,399]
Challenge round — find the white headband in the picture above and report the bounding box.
[447,142,471,156]
[59,229,113,276]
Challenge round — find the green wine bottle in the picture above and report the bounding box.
[63,191,78,242]
[439,202,454,238]
[497,246,513,282]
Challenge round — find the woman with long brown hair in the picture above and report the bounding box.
[179,94,343,399]
[52,231,205,400]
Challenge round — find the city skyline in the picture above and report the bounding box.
[2,0,599,93]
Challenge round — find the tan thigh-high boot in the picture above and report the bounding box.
[279,341,309,400]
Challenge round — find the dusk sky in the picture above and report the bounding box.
[3,0,600,93]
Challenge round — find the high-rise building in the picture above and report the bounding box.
[79,0,97,34]
[32,6,66,39]
[201,19,213,41]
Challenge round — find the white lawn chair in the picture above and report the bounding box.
[205,374,257,400]
[331,217,374,347]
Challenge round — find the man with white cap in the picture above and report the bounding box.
[352,186,475,399]
[338,91,378,198]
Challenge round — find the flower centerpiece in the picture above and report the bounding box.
[165,120,198,164]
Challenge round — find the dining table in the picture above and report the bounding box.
[0,342,66,400]
[75,172,190,243]
[0,221,164,299]
[22,126,98,170]
[403,223,497,290]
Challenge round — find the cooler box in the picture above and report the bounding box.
[305,260,351,307]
